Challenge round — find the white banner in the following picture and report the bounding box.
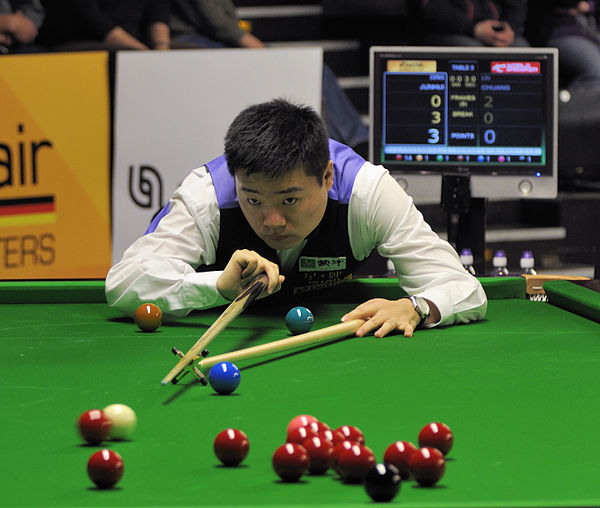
[112,48,323,262]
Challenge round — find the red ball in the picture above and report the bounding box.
[335,425,365,445]
[331,440,354,475]
[336,443,376,483]
[302,436,334,475]
[286,414,318,436]
[304,420,331,434]
[272,443,310,482]
[134,303,163,332]
[319,428,345,445]
[409,447,446,487]
[383,441,418,480]
[418,422,454,455]
[87,449,124,489]
[77,409,111,445]
[213,428,249,466]
[286,425,318,444]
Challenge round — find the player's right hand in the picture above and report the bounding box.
[217,249,284,301]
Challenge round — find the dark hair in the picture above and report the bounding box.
[224,98,330,183]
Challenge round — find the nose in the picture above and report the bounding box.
[263,207,286,230]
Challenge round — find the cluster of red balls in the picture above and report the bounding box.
[273,415,373,483]
[213,414,453,502]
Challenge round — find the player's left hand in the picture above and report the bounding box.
[341,298,422,338]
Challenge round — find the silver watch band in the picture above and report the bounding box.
[408,296,430,327]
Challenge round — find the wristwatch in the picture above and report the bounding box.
[407,296,430,327]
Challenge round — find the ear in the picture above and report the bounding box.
[323,160,334,191]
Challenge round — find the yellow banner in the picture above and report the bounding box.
[0,52,111,279]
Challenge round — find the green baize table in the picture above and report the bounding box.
[1,277,599,507]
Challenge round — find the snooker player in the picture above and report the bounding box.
[105,99,487,338]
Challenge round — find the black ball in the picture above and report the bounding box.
[364,463,401,503]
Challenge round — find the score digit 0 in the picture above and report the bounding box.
[430,94,442,125]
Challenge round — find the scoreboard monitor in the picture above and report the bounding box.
[369,46,558,203]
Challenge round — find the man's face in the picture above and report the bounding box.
[235,162,334,250]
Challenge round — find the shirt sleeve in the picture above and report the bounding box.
[348,163,487,326]
[105,167,229,319]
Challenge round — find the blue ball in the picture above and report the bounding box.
[208,361,241,395]
[285,306,314,335]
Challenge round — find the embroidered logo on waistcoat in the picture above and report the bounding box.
[299,256,347,271]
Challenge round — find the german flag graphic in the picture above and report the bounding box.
[0,196,56,227]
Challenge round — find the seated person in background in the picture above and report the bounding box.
[526,0,600,89]
[421,0,529,47]
[38,0,170,51]
[168,0,370,157]
[170,0,263,48]
[106,98,487,338]
[0,0,44,53]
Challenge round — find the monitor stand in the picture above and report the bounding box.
[440,174,487,275]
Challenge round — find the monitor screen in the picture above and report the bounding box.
[370,46,558,203]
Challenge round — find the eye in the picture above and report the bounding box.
[247,197,261,205]
[282,197,297,205]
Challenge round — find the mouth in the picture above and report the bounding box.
[264,230,299,244]
[265,233,289,242]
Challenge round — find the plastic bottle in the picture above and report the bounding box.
[491,250,509,276]
[520,250,537,275]
[459,248,476,276]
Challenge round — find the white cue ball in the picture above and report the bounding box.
[103,403,137,439]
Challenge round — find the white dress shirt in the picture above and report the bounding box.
[105,161,487,324]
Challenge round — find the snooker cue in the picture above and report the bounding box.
[195,318,365,374]
[161,273,269,386]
